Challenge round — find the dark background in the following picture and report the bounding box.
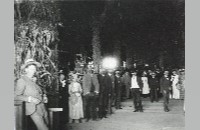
[57,0,184,70]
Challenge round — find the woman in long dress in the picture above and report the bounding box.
[141,71,150,98]
[68,74,84,123]
[171,70,180,99]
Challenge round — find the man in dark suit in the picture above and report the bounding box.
[122,70,131,99]
[160,70,172,112]
[149,72,159,102]
[58,72,69,124]
[130,71,143,112]
[114,70,123,109]
[107,71,115,114]
[82,69,100,121]
[98,70,112,118]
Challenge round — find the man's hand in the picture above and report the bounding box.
[28,96,41,104]
[163,90,167,94]
[43,96,48,103]
[95,91,99,94]
[86,92,90,95]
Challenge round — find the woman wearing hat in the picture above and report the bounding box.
[141,71,150,98]
[14,59,49,130]
[68,74,84,123]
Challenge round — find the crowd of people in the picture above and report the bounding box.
[64,67,185,123]
[14,58,185,130]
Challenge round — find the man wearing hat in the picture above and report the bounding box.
[122,70,131,99]
[82,69,100,121]
[107,71,115,114]
[98,69,111,118]
[114,70,123,109]
[14,59,49,130]
[160,70,172,112]
[130,71,143,112]
[58,70,69,125]
[149,72,159,102]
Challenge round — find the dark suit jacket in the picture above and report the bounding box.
[114,76,123,94]
[82,73,100,95]
[149,77,159,89]
[122,74,131,87]
[14,76,47,116]
[99,74,112,95]
[160,76,172,91]
[108,74,115,96]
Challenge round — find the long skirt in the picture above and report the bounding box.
[69,95,84,119]
[172,84,180,99]
[142,83,150,94]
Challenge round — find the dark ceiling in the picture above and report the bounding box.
[57,0,184,68]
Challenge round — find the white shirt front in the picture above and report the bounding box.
[131,76,140,88]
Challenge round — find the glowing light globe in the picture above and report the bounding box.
[102,57,118,70]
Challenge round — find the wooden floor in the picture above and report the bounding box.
[63,98,185,130]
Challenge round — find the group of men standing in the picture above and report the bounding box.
[82,69,123,121]
[81,68,175,121]
[59,68,179,123]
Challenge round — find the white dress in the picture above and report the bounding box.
[171,75,180,99]
[141,77,150,94]
[68,82,84,119]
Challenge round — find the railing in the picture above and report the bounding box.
[14,101,26,130]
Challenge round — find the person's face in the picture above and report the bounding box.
[25,65,37,77]
[180,71,185,75]
[60,74,65,80]
[88,70,93,74]
[73,75,79,82]
[73,77,77,82]
[164,71,169,76]
[100,70,106,75]
[115,72,120,76]
[142,72,147,76]
[132,73,136,77]
[172,71,176,75]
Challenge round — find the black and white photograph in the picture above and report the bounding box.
[14,0,185,130]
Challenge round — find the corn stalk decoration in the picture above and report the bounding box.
[14,0,61,95]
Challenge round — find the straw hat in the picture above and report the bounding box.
[21,59,41,70]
